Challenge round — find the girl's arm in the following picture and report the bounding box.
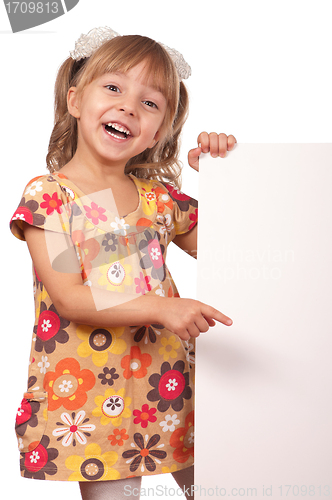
[24,223,232,340]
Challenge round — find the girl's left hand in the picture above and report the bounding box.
[188,132,237,171]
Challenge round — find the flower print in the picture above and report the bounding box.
[136,217,153,232]
[133,404,157,429]
[92,387,131,426]
[77,325,126,367]
[25,179,43,196]
[65,442,120,481]
[107,428,129,446]
[155,283,165,297]
[20,435,58,479]
[83,202,107,225]
[72,230,100,280]
[164,183,198,212]
[59,380,73,393]
[40,192,63,215]
[140,185,157,216]
[184,340,195,369]
[37,356,50,374]
[15,398,41,437]
[155,185,173,213]
[189,208,198,230]
[159,414,180,432]
[110,216,130,236]
[139,229,166,282]
[162,464,178,473]
[10,197,45,230]
[158,336,181,362]
[27,376,38,390]
[145,191,156,202]
[52,411,96,447]
[33,302,70,354]
[98,367,119,386]
[118,232,137,246]
[156,213,174,239]
[122,433,167,473]
[166,379,178,391]
[61,185,76,200]
[102,233,118,252]
[98,254,132,292]
[43,358,95,412]
[121,346,152,380]
[147,360,192,412]
[132,323,164,344]
[134,272,152,295]
[34,265,46,294]
[150,246,161,260]
[170,411,194,463]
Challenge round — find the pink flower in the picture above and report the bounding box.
[134,272,152,295]
[40,192,62,215]
[133,404,157,429]
[84,202,107,225]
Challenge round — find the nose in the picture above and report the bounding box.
[118,96,136,117]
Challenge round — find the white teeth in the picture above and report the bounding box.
[106,122,131,135]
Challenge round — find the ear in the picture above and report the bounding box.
[67,87,80,119]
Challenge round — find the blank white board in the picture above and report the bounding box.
[196,145,332,498]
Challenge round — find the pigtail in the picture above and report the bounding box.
[46,57,85,172]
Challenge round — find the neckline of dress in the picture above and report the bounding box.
[52,171,143,220]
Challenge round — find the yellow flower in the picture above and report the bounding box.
[92,387,131,426]
[137,179,157,217]
[98,253,132,292]
[76,325,126,367]
[65,443,120,481]
[158,335,181,361]
[162,464,178,474]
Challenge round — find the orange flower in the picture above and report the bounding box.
[72,230,100,280]
[169,410,194,463]
[108,428,129,446]
[44,358,95,411]
[121,346,152,380]
[155,186,173,213]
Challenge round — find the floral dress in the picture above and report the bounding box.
[10,172,198,481]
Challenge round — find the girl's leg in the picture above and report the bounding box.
[171,465,194,500]
[79,476,142,500]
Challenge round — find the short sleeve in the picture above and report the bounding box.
[10,175,71,241]
[160,182,198,236]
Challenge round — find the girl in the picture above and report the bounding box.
[10,27,236,499]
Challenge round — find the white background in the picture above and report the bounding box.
[1,1,331,499]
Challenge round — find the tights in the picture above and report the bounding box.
[79,465,194,500]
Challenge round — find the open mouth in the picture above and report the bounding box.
[104,122,132,140]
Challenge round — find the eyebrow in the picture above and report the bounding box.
[102,71,166,97]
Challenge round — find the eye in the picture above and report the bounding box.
[105,84,120,93]
[142,100,158,109]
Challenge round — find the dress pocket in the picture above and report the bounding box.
[15,391,48,453]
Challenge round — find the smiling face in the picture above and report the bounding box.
[68,62,168,170]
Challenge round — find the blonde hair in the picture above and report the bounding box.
[46,35,189,190]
